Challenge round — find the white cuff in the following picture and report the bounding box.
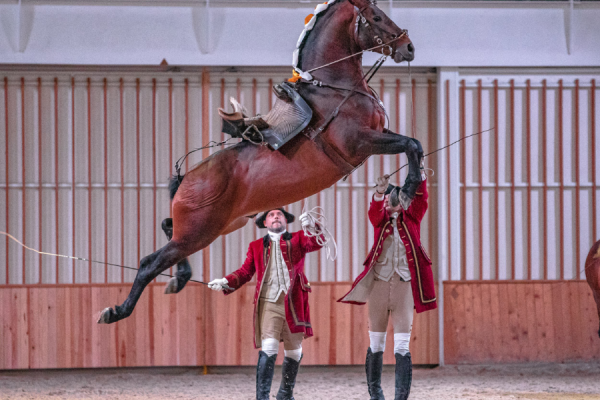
[284,347,302,362]
[369,331,387,353]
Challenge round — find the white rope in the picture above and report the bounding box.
[301,205,337,261]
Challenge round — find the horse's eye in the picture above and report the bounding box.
[373,16,382,22]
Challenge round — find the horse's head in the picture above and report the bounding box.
[348,0,414,63]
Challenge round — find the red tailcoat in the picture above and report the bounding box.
[225,230,322,348]
[338,179,437,313]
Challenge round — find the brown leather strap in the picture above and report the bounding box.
[298,79,378,102]
[308,132,356,175]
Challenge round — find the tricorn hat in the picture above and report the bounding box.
[384,183,397,195]
[255,208,296,229]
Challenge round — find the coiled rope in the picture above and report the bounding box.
[301,206,338,261]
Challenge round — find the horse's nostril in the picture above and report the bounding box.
[407,43,414,53]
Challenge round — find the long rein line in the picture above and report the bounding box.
[385,127,496,179]
[303,31,407,75]
[0,231,213,286]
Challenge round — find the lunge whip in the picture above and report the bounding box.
[0,231,232,290]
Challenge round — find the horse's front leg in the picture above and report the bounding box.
[364,129,424,205]
[97,241,185,323]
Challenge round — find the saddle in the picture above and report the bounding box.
[218,82,312,150]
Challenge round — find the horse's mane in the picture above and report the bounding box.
[294,0,346,80]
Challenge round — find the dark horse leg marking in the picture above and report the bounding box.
[97,241,185,324]
[161,218,192,295]
[367,129,424,200]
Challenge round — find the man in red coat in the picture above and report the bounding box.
[339,161,437,400]
[208,208,323,400]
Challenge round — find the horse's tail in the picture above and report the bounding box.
[168,174,184,200]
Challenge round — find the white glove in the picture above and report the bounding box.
[299,212,314,229]
[208,277,229,291]
[420,157,427,181]
[375,175,389,195]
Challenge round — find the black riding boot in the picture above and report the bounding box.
[365,348,385,400]
[394,352,412,400]
[275,356,302,400]
[256,351,277,400]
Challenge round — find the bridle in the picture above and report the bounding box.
[355,3,403,59]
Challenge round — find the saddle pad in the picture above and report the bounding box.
[261,83,313,150]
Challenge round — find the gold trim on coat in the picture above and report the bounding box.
[401,220,436,304]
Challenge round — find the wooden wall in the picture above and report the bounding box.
[0,282,439,370]
[4,280,598,369]
[444,281,600,363]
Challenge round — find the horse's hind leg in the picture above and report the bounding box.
[161,218,192,295]
[97,240,185,324]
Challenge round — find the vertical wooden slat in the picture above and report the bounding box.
[103,78,108,283]
[71,77,76,284]
[4,77,9,284]
[558,80,564,280]
[38,77,43,283]
[119,78,125,283]
[477,79,483,279]
[348,174,353,280]
[542,80,548,280]
[168,78,174,275]
[574,79,581,279]
[152,78,157,258]
[460,80,466,280]
[87,78,92,283]
[446,79,452,280]
[493,80,499,280]
[592,79,597,241]
[411,78,417,138]
[136,78,141,271]
[509,79,516,280]
[54,78,60,283]
[220,78,226,278]
[526,80,532,280]
[21,77,26,284]
[201,71,210,283]
[427,79,435,260]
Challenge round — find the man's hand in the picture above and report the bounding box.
[420,157,426,181]
[299,212,314,229]
[208,277,229,291]
[375,175,390,195]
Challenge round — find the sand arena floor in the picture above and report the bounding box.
[1,362,599,399]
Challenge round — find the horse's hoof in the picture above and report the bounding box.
[97,307,116,324]
[398,190,413,210]
[164,277,179,294]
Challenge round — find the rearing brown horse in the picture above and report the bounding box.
[98,0,421,323]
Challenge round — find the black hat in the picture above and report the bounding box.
[384,183,397,195]
[255,208,296,229]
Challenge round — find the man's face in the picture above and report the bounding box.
[384,194,402,214]
[265,210,287,233]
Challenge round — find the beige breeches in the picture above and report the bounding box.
[258,295,303,350]
[367,273,415,333]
